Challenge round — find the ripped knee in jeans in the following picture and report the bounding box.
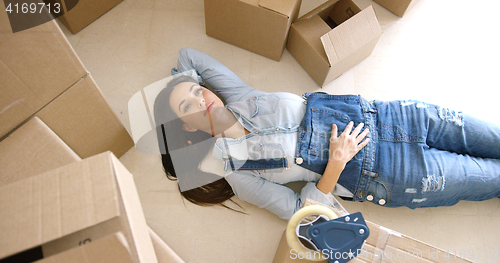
[421,174,445,193]
[438,107,464,126]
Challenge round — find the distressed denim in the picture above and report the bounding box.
[297,93,500,208]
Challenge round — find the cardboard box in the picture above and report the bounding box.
[0,117,81,187]
[204,0,302,61]
[374,0,419,17]
[149,227,185,263]
[0,4,133,158]
[273,200,472,263]
[57,0,123,34]
[287,0,382,86]
[37,73,133,159]
[36,233,134,263]
[0,152,158,263]
[0,10,87,139]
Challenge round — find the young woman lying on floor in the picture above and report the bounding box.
[152,48,500,220]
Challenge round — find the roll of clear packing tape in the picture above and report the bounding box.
[286,205,338,261]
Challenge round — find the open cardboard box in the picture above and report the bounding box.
[204,0,302,61]
[287,0,382,86]
[374,0,420,17]
[0,152,157,263]
[272,199,473,263]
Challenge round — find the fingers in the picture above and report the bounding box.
[357,137,370,150]
[341,121,355,136]
[335,121,370,146]
[351,122,364,137]
[356,126,370,144]
[331,124,338,140]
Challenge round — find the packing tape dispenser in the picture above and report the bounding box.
[286,205,370,263]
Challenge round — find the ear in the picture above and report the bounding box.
[182,123,198,132]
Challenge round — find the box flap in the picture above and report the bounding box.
[110,153,159,263]
[35,233,133,263]
[296,0,339,21]
[0,117,81,187]
[0,152,120,259]
[258,0,297,17]
[320,5,381,66]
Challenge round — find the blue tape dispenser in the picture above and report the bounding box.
[286,205,370,262]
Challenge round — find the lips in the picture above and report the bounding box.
[204,102,214,116]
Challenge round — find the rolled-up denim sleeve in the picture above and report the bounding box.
[225,171,333,220]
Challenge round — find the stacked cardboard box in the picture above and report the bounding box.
[0,7,184,263]
[204,0,302,61]
[0,9,133,159]
[0,152,158,262]
[57,0,124,34]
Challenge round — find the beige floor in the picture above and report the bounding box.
[59,0,500,262]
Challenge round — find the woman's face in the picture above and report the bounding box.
[169,82,224,132]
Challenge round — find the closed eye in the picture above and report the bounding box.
[184,104,191,113]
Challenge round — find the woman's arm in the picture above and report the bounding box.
[175,48,265,103]
[225,170,334,220]
[317,122,370,194]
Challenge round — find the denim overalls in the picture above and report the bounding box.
[297,92,500,208]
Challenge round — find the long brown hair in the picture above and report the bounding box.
[154,76,244,213]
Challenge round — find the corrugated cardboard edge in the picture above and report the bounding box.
[0,152,120,259]
[0,116,81,187]
[258,0,299,17]
[148,227,185,263]
[36,233,134,263]
[110,153,158,263]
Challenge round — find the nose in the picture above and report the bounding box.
[198,97,205,108]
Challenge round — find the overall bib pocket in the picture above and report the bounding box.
[308,108,352,158]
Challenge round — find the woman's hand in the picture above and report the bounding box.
[317,122,369,194]
[328,122,370,167]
